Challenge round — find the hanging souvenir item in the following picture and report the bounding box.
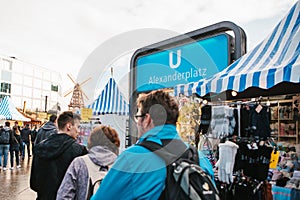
[269,149,280,169]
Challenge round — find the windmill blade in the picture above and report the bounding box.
[82,91,89,100]
[79,77,92,87]
[63,87,74,96]
[67,74,77,85]
[64,89,74,97]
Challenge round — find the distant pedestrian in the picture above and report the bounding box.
[0,121,13,171]
[10,126,22,169]
[34,114,57,145]
[31,125,38,152]
[13,121,23,154]
[14,121,21,131]
[21,124,31,159]
[30,111,88,200]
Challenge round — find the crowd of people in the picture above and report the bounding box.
[0,90,215,200]
[0,120,43,170]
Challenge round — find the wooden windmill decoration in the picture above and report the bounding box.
[64,74,91,111]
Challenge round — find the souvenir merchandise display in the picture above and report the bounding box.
[176,94,300,199]
[270,98,299,143]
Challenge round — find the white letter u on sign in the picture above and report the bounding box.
[169,50,181,69]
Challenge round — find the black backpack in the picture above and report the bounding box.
[139,139,220,200]
[0,129,10,144]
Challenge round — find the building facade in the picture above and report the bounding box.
[0,55,62,114]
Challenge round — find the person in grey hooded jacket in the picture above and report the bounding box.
[57,125,120,200]
[34,114,57,145]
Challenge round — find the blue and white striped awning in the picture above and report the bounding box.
[175,0,300,97]
[0,96,31,121]
[87,78,129,115]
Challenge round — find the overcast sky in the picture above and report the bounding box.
[0,0,297,108]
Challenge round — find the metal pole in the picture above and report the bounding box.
[45,96,48,112]
[237,101,242,137]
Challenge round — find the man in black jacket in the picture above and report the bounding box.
[30,111,88,200]
[30,125,38,153]
[21,123,31,159]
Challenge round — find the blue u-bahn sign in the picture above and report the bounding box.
[134,33,232,92]
[128,21,246,146]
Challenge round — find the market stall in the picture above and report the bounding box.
[0,96,31,122]
[175,1,299,98]
[87,77,129,152]
[88,77,129,116]
[174,0,300,142]
[174,1,300,199]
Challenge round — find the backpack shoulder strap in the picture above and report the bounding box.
[82,155,109,198]
[139,139,200,165]
[138,139,190,164]
[82,155,110,182]
[187,144,200,164]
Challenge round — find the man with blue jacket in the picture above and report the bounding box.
[92,90,214,200]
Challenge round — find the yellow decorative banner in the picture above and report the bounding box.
[81,108,93,121]
[38,112,48,119]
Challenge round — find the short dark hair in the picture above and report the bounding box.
[49,114,57,123]
[57,111,81,130]
[5,121,10,127]
[137,90,179,126]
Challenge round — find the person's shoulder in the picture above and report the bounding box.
[36,127,43,133]
[72,142,85,148]
[113,144,165,174]
[45,128,57,134]
[69,155,86,169]
[125,143,154,154]
[71,142,88,154]
[4,127,12,132]
[21,128,29,132]
[123,141,175,160]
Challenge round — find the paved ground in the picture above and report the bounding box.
[0,155,36,200]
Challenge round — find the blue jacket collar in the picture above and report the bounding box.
[137,124,181,145]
